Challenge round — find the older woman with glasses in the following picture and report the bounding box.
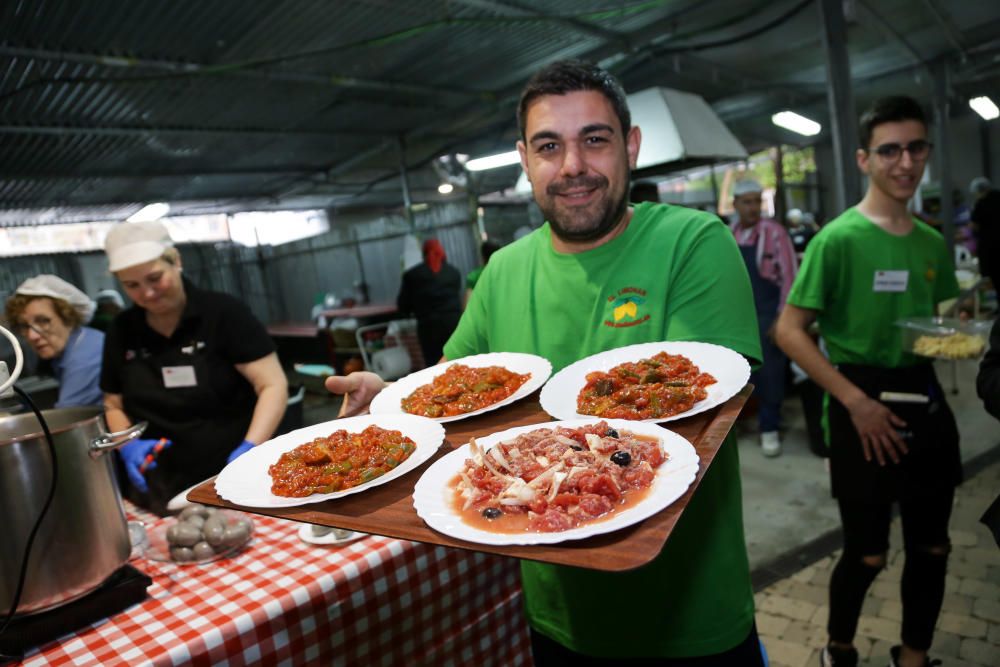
[4,275,104,408]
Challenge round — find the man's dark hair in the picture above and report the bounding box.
[481,240,501,263]
[517,59,631,140]
[858,95,927,149]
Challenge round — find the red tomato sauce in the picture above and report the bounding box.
[577,351,716,420]
[402,364,530,418]
[268,425,416,497]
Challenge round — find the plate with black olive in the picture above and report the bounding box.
[412,418,699,545]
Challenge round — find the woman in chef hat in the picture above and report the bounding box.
[5,274,105,407]
[100,220,287,515]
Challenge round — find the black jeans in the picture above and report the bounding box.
[828,490,954,649]
[529,624,766,667]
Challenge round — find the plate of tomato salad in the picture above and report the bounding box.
[215,414,445,508]
[540,341,751,423]
[370,352,552,423]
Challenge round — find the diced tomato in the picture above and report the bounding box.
[576,493,613,519]
[530,509,576,532]
[528,497,548,514]
[622,467,654,488]
[551,493,580,507]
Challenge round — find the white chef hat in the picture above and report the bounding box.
[95,289,125,308]
[733,179,763,197]
[969,176,992,197]
[104,220,174,272]
[15,274,96,324]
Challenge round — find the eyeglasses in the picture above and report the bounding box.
[868,139,933,162]
[14,315,54,336]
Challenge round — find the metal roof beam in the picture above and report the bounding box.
[0,45,484,101]
[856,1,928,71]
[0,166,326,179]
[0,124,386,139]
[449,0,629,47]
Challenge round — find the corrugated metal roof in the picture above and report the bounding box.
[1,0,998,225]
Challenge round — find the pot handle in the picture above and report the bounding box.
[89,421,148,459]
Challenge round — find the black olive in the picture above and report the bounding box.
[610,451,631,466]
[482,508,503,519]
[570,444,584,451]
[605,427,620,438]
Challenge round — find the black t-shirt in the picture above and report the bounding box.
[101,279,275,513]
[396,261,462,322]
[972,189,1000,282]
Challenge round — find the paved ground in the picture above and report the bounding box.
[755,456,1000,667]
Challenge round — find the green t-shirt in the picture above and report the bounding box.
[786,207,959,367]
[444,202,762,658]
[465,266,485,290]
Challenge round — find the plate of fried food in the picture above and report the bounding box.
[412,418,698,545]
[370,352,552,422]
[214,414,445,508]
[539,341,751,423]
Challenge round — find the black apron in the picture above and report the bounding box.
[120,332,255,515]
[828,363,961,502]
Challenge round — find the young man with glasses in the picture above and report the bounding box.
[776,96,959,667]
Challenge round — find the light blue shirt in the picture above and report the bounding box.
[50,327,105,408]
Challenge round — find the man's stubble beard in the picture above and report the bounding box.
[539,174,631,244]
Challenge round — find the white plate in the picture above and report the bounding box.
[412,418,699,545]
[214,414,445,508]
[297,524,368,546]
[369,352,552,423]
[166,479,212,513]
[539,341,750,423]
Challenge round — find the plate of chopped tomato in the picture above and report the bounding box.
[214,414,445,508]
[540,341,751,423]
[370,352,552,423]
[412,419,698,545]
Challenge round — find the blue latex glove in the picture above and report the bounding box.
[227,439,256,464]
[120,438,172,493]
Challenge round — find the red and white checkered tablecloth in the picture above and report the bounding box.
[21,507,533,667]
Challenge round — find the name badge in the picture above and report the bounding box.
[162,366,198,388]
[873,270,908,292]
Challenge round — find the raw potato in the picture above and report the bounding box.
[170,546,195,562]
[192,542,215,560]
[222,524,250,547]
[179,505,209,521]
[202,517,226,546]
[164,504,251,562]
[167,522,201,547]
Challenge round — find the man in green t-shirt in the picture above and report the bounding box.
[776,97,960,667]
[327,60,764,665]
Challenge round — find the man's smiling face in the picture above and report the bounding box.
[518,90,640,244]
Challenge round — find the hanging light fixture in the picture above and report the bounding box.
[771,111,821,137]
[969,96,999,121]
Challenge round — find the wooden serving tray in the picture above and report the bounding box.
[188,385,751,572]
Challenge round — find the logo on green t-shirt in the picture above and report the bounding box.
[605,286,650,328]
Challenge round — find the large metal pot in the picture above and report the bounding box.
[0,407,144,616]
